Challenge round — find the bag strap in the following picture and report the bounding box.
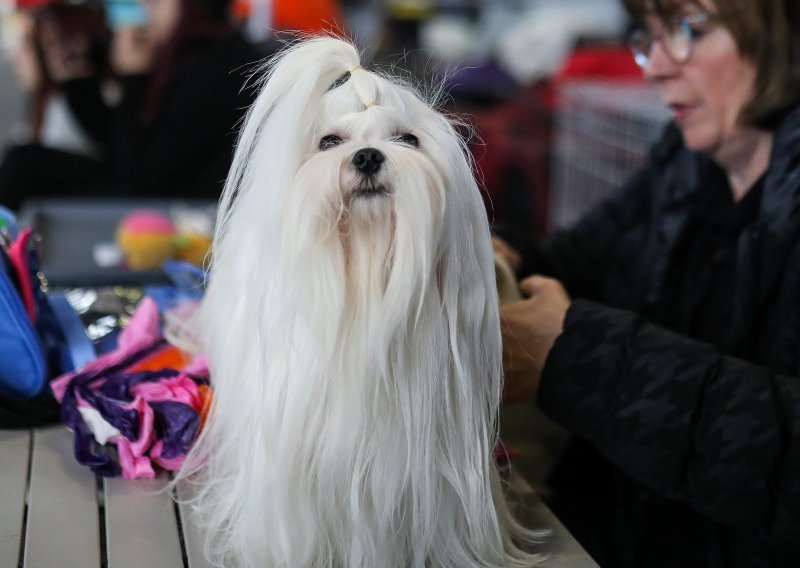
[8,228,37,321]
[47,293,97,372]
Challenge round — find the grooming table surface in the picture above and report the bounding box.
[1,426,597,567]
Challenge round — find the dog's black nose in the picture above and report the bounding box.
[352,148,385,175]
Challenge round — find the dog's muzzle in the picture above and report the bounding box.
[352,148,384,176]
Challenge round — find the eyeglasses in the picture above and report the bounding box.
[628,13,713,68]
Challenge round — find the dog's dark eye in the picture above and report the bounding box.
[319,135,343,150]
[393,133,419,148]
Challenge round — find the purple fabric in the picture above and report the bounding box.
[52,339,168,401]
[124,395,156,463]
[61,385,121,477]
[81,387,140,440]
[100,368,180,401]
[58,363,207,477]
[51,295,210,479]
[56,351,206,477]
[151,401,200,459]
[131,374,201,408]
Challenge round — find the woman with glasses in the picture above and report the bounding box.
[499,0,800,565]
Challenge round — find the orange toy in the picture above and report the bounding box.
[116,210,177,270]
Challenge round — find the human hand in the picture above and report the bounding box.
[492,235,522,274]
[500,275,570,405]
[11,26,41,93]
[110,25,153,75]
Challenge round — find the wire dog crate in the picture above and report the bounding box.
[550,81,670,230]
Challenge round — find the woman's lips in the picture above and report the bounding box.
[668,103,695,122]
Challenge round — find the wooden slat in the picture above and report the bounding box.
[177,469,594,568]
[104,473,184,567]
[24,426,100,567]
[0,430,31,566]
[13,425,594,567]
[175,479,214,568]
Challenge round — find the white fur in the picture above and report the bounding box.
[178,36,542,568]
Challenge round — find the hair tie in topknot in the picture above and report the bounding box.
[327,65,367,92]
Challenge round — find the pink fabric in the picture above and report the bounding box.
[51,293,210,479]
[74,390,89,408]
[115,437,157,480]
[112,396,157,479]
[150,440,186,471]
[8,228,36,320]
[117,297,163,351]
[130,374,201,411]
[50,297,161,402]
[125,395,156,458]
[181,355,209,376]
[51,298,164,402]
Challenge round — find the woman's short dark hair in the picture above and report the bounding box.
[623,0,800,128]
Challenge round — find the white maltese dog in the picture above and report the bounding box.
[180,37,540,567]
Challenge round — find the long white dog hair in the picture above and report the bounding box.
[179,36,541,567]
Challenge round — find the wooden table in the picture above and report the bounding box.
[1,426,597,567]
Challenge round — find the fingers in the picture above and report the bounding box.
[492,236,522,273]
[519,274,550,297]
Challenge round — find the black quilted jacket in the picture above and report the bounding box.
[535,105,800,567]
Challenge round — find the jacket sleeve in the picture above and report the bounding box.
[61,77,110,149]
[104,74,149,185]
[538,299,800,544]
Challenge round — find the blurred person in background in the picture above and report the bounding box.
[90,0,262,199]
[497,0,800,565]
[0,2,113,210]
[496,0,628,85]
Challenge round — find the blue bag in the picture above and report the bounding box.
[0,209,48,398]
[0,207,84,399]
[0,252,46,398]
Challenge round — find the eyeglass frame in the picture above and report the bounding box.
[628,12,716,68]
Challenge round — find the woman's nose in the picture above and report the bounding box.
[643,39,681,82]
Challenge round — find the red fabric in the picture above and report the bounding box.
[8,228,37,321]
[494,441,522,465]
[230,0,250,20]
[471,81,554,246]
[469,44,648,248]
[273,0,343,34]
[15,0,55,8]
[556,44,644,83]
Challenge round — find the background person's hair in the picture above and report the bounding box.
[142,0,233,124]
[29,2,111,139]
[623,0,800,129]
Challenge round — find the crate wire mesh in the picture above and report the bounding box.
[550,81,670,230]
